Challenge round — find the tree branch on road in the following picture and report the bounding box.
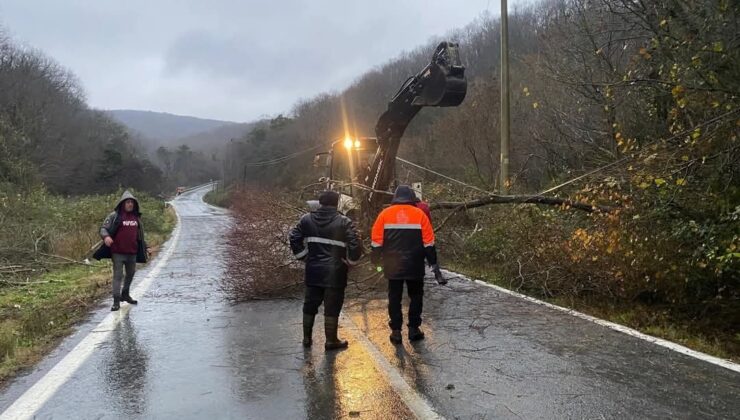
[430,194,614,213]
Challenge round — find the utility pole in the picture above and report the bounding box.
[500,0,510,192]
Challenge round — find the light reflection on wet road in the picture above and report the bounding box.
[0,186,737,419]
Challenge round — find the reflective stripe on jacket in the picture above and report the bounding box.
[371,204,437,280]
[289,207,362,288]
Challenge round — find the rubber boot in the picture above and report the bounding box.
[389,329,402,344]
[302,313,315,348]
[408,327,425,342]
[111,297,120,311]
[324,316,348,351]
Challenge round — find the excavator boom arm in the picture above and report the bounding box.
[363,42,467,217]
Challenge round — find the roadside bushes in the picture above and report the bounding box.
[203,186,233,209]
[0,183,172,281]
[444,201,738,304]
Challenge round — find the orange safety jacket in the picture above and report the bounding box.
[371,204,437,280]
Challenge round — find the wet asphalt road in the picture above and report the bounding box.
[0,185,738,419]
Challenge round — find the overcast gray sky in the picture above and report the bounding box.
[0,0,498,122]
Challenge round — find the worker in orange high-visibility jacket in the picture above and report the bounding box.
[371,185,442,344]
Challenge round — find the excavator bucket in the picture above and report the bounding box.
[412,42,467,107]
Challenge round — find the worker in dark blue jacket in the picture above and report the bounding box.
[289,191,362,350]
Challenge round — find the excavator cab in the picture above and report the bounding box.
[313,138,378,184]
[311,137,379,217]
[332,137,377,184]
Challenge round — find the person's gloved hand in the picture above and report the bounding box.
[431,264,447,285]
[370,247,382,266]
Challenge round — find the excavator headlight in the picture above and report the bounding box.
[343,138,354,149]
[354,140,362,149]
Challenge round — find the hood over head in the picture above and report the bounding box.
[391,185,417,205]
[115,190,141,216]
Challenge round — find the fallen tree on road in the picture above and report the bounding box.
[430,194,614,213]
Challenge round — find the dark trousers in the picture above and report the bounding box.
[303,286,346,317]
[112,253,136,300]
[388,278,424,330]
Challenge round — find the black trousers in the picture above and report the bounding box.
[388,278,424,330]
[303,286,346,317]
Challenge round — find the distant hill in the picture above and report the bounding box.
[173,121,259,150]
[107,110,238,142]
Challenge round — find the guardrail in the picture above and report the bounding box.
[180,181,219,194]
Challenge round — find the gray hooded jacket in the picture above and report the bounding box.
[100,190,145,242]
[93,191,147,262]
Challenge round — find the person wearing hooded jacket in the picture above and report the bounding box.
[414,194,433,223]
[371,185,441,344]
[289,191,362,350]
[414,191,446,285]
[94,190,148,311]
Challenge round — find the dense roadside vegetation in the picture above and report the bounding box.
[203,184,233,209]
[219,0,739,359]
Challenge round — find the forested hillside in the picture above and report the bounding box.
[0,30,227,196]
[0,32,166,195]
[106,110,235,143]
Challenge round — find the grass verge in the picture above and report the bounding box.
[203,185,232,208]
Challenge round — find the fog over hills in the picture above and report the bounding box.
[107,109,238,143]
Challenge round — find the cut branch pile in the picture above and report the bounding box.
[223,186,305,301]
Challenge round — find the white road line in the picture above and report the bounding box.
[1,207,183,420]
[340,315,445,420]
[443,269,740,374]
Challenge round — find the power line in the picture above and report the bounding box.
[244,107,737,193]
[244,141,330,167]
[396,157,494,195]
[398,107,739,197]
[537,107,739,195]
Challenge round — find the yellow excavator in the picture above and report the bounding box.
[311,41,467,225]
